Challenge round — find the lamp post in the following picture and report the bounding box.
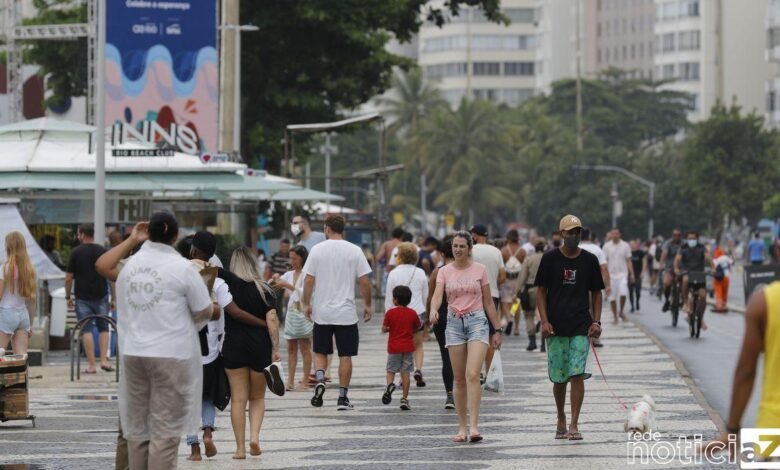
[94,0,106,244]
[572,164,656,240]
[221,24,259,157]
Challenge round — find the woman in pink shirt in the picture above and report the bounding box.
[430,231,503,443]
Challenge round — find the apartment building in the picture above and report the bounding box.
[767,0,780,126]
[417,0,538,107]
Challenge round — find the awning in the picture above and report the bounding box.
[0,203,64,280]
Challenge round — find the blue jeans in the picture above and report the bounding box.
[75,296,110,332]
[185,400,216,445]
[445,310,489,347]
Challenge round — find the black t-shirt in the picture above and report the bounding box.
[631,249,646,276]
[679,244,706,272]
[67,243,108,300]
[270,252,291,275]
[535,248,605,337]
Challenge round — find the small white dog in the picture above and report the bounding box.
[624,394,656,434]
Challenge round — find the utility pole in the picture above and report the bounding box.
[420,174,428,234]
[319,133,338,214]
[221,24,259,158]
[94,0,106,244]
[575,0,584,153]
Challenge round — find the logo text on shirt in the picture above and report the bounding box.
[126,266,163,312]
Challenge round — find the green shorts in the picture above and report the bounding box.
[546,335,591,384]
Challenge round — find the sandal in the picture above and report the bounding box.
[83,369,97,375]
[452,434,468,443]
[469,433,483,443]
[249,442,262,456]
[100,365,115,372]
[555,428,569,439]
[569,431,583,441]
[286,385,295,392]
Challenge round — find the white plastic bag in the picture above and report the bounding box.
[484,350,505,394]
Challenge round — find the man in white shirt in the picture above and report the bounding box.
[580,228,610,346]
[602,228,635,324]
[470,224,506,376]
[522,235,537,257]
[115,212,213,470]
[302,214,373,411]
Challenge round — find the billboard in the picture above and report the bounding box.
[105,0,218,154]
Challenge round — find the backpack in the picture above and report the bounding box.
[714,264,725,281]
[505,246,523,275]
[654,245,663,262]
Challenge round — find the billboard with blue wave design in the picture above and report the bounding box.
[106,0,218,154]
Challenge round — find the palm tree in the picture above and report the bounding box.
[418,98,515,226]
[376,68,446,138]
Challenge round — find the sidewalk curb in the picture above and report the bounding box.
[630,318,727,433]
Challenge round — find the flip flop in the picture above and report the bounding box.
[83,369,97,375]
[100,365,115,372]
[555,429,569,439]
[452,434,468,443]
[469,433,484,443]
[569,431,583,441]
[249,442,262,456]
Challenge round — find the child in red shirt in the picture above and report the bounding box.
[382,285,420,410]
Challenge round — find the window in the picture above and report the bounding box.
[768,91,777,112]
[623,45,627,59]
[662,33,675,52]
[663,64,675,79]
[678,62,700,80]
[689,93,700,112]
[502,89,533,106]
[442,89,466,107]
[424,62,468,79]
[678,30,701,50]
[473,62,500,76]
[504,62,535,76]
[769,27,780,48]
[631,44,635,59]
[683,0,699,17]
[605,48,610,62]
[639,42,644,58]
[597,48,602,63]
[505,8,535,23]
[423,35,534,52]
[473,88,499,101]
[597,22,602,37]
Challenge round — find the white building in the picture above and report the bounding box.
[766,0,780,127]
[417,0,539,107]
[654,0,770,120]
[534,0,577,93]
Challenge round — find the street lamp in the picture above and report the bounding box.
[221,24,259,157]
[572,164,656,240]
[94,0,107,244]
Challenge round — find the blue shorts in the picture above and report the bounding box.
[445,311,489,348]
[75,297,110,333]
[0,306,30,334]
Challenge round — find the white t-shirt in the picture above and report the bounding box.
[472,243,504,298]
[116,241,212,359]
[603,240,632,277]
[522,242,535,256]
[302,239,372,325]
[281,270,304,310]
[580,242,607,266]
[190,260,231,365]
[384,264,429,315]
[0,264,26,309]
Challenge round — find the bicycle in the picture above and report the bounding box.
[686,271,707,339]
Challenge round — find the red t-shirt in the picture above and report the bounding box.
[383,306,421,354]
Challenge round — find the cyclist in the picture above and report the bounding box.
[673,231,715,318]
[659,230,683,312]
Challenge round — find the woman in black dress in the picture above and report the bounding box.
[219,247,280,459]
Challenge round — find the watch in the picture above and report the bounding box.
[593,321,601,326]
[495,327,504,334]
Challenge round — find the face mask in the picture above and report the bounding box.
[552,240,562,248]
[563,235,581,249]
[687,239,697,248]
[290,224,302,236]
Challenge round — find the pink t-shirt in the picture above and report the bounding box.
[436,262,489,316]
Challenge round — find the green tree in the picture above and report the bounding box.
[682,102,780,230]
[418,99,514,226]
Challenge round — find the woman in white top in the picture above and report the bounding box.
[273,245,314,391]
[0,232,37,356]
[384,242,429,387]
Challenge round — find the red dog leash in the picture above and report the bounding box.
[590,339,629,411]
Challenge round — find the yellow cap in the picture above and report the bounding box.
[559,214,583,232]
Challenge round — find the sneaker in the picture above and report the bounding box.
[311,383,325,407]
[263,362,285,397]
[337,396,354,411]
[445,394,455,409]
[662,300,670,312]
[414,370,426,387]
[382,383,395,405]
[479,373,486,386]
[400,398,411,410]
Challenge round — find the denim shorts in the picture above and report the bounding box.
[0,306,31,334]
[75,296,110,332]
[445,310,489,348]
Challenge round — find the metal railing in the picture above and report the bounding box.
[69,315,119,382]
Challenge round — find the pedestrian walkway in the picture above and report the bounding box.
[0,318,725,469]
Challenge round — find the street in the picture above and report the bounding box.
[626,269,761,430]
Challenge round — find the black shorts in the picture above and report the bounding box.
[489,297,499,335]
[313,323,359,357]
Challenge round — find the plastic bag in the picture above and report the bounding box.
[484,350,505,394]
